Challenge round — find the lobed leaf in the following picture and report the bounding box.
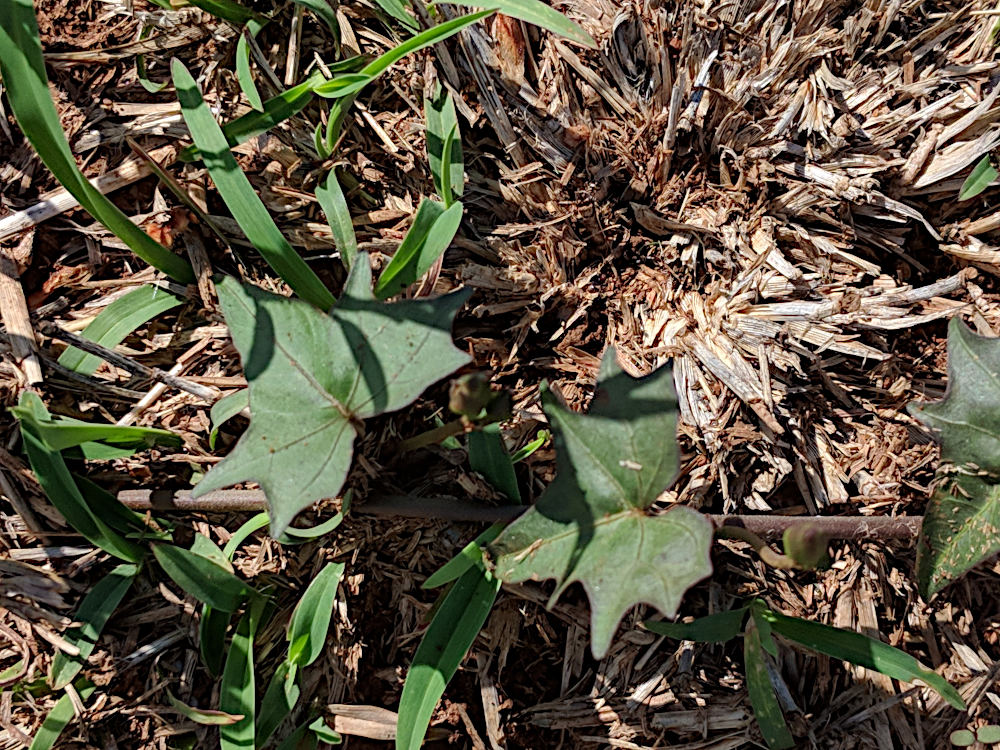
[0,0,193,282]
[490,351,714,657]
[909,318,1000,597]
[193,253,470,536]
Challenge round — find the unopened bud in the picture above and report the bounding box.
[449,373,493,418]
[782,524,830,569]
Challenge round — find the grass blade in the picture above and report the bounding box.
[468,423,520,501]
[438,0,595,47]
[760,607,965,709]
[172,59,336,309]
[220,600,265,750]
[187,0,266,25]
[373,0,418,30]
[210,389,249,450]
[13,395,145,562]
[509,429,548,462]
[153,541,254,612]
[166,690,244,725]
[256,661,301,746]
[0,0,193,282]
[744,618,795,750]
[287,561,345,668]
[422,523,501,589]
[375,199,463,299]
[313,11,494,99]
[50,563,138,689]
[644,606,750,643]
[959,154,998,200]
[58,285,183,374]
[396,564,500,750]
[292,0,340,35]
[136,25,168,93]
[316,168,358,269]
[236,21,268,112]
[425,84,464,204]
[29,681,96,750]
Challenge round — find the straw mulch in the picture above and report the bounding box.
[2,0,1000,746]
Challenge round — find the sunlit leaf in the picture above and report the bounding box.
[437,0,595,47]
[959,155,998,201]
[490,351,714,657]
[287,562,345,668]
[153,538,254,612]
[375,199,463,299]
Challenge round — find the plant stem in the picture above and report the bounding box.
[714,524,797,569]
[116,489,925,539]
[397,418,469,452]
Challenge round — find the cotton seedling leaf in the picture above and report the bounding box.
[909,318,1000,597]
[195,253,471,536]
[490,351,713,658]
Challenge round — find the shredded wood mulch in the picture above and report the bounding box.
[3,0,1000,747]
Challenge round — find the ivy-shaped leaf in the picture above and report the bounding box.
[909,318,1000,597]
[489,352,713,657]
[195,253,471,536]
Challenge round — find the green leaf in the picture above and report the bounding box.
[375,199,463,299]
[166,690,244,725]
[153,540,254,612]
[316,168,358,270]
[510,430,548,462]
[759,606,965,709]
[236,21,268,112]
[438,0,596,47]
[13,395,145,562]
[425,85,464,204]
[179,70,333,162]
[220,601,265,750]
[309,715,342,744]
[29,680,96,750]
[397,564,500,750]
[909,318,1000,596]
[193,253,471,536]
[422,524,501,589]
[951,729,976,747]
[172,59,336,310]
[278,492,351,544]
[256,661,301,746]
[744,617,795,750]
[373,0,418,30]
[959,155,998,200]
[187,0,266,24]
[274,719,318,750]
[287,561,345,667]
[50,564,138,689]
[978,725,1000,743]
[644,606,749,643]
[312,12,494,99]
[489,351,714,657]
[292,0,339,34]
[57,285,183,374]
[0,0,193,282]
[468,422,519,501]
[136,25,168,93]
[210,389,249,450]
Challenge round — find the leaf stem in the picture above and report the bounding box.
[714,524,797,569]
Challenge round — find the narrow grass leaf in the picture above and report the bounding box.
[959,154,998,200]
[309,716,342,744]
[292,0,339,34]
[50,564,138,689]
[153,542,254,612]
[256,661,300,746]
[422,523,501,589]
[373,0,418,30]
[13,396,144,562]
[186,0,266,25]
[236,21,268,111]
[199,606,230,677]
[136,25,168,93]
[761,607,965,709]
[287,562,345,668]
[375,199,463,299]
[510,430,548,463]
[438,0,595,47]
[316,168,358,269]
[73,474,162,539]
[166,690,244,725]
[313,12,494,99]
[172,59,335,310]
[744,618,795,750]
[468,423,520,501]
[0,0,193,282]
[210,389,249,450]
[397,564,500,750]
[179,70,332,161]
[220,603,263,750]
[28,681,96,750]
[279,492,350,543]
[425,85,463,203]
[58,285,182,374]
[644,606,749,643]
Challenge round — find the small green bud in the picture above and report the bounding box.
[449,373,493,418]
[782,524,830,569]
